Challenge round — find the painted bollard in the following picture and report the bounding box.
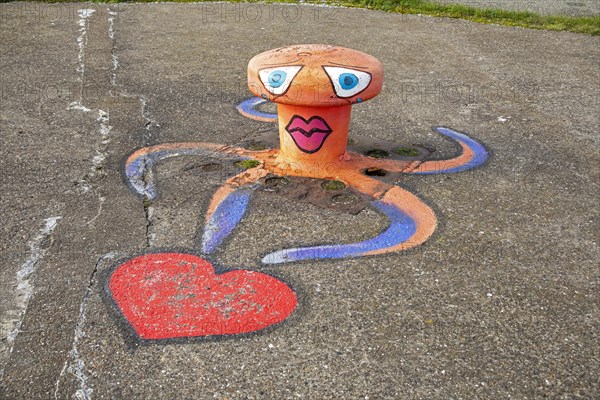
[247,44,383,164]
[107,44,489,342]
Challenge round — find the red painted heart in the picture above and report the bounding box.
[108,253,297,340]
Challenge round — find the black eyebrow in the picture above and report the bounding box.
[327,61,369,70]
[262,59,301,67]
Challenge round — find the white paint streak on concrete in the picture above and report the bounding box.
[77,109,111,195]
[91,109,112,175]
[80,109,111,222]
[55,252,118,400]
[67,299,93,400]
[0,217,62,379]
[69,9,96,112]
[85,196,105,226]
[107,10,116,40]
[108,10,119,86]
[55,361,68,399]
[68,103,92,112]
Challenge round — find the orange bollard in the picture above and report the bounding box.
[247,44,383,166]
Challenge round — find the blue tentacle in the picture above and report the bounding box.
[201,186,257,255]
[236,97,278,122]
[261,200,416,264]
[411,127,489,175]
[124,146,246,200]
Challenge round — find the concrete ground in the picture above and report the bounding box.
[430,0,600,16]
[1,2,598,399]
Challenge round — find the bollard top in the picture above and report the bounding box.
[248,44,383,107]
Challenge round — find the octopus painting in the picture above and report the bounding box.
[105,45,489,343]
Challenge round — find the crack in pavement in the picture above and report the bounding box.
[67,5,158,248]
[140,95,160,147]
[139,97,160,247]
[143,194,156,248]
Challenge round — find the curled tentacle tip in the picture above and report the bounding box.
[261,252,289,264]
[411,126,489,174]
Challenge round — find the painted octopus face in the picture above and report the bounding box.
[247,45,384,154]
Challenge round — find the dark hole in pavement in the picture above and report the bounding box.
[183,162,223,172]
[321,180,346,190]
[347,137,356,145]
[265,176,290,187]
[331,193,358,205]
[364,167,387,177]
[200,163,223,172]
[365,149,390,159]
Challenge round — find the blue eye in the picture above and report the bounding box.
[339,73,358,90]
[259,66,302,95]
[324,66,372,98]
[268,70,287,88]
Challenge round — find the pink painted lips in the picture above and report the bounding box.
[285,115,332,154]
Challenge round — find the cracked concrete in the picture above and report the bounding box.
[143,199,156,248]
[1,2,598,399]
[140,95,159,146]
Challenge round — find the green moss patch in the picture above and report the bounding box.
[235,159,260,169]
[395,147,420,157]
[321,180,347,190]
